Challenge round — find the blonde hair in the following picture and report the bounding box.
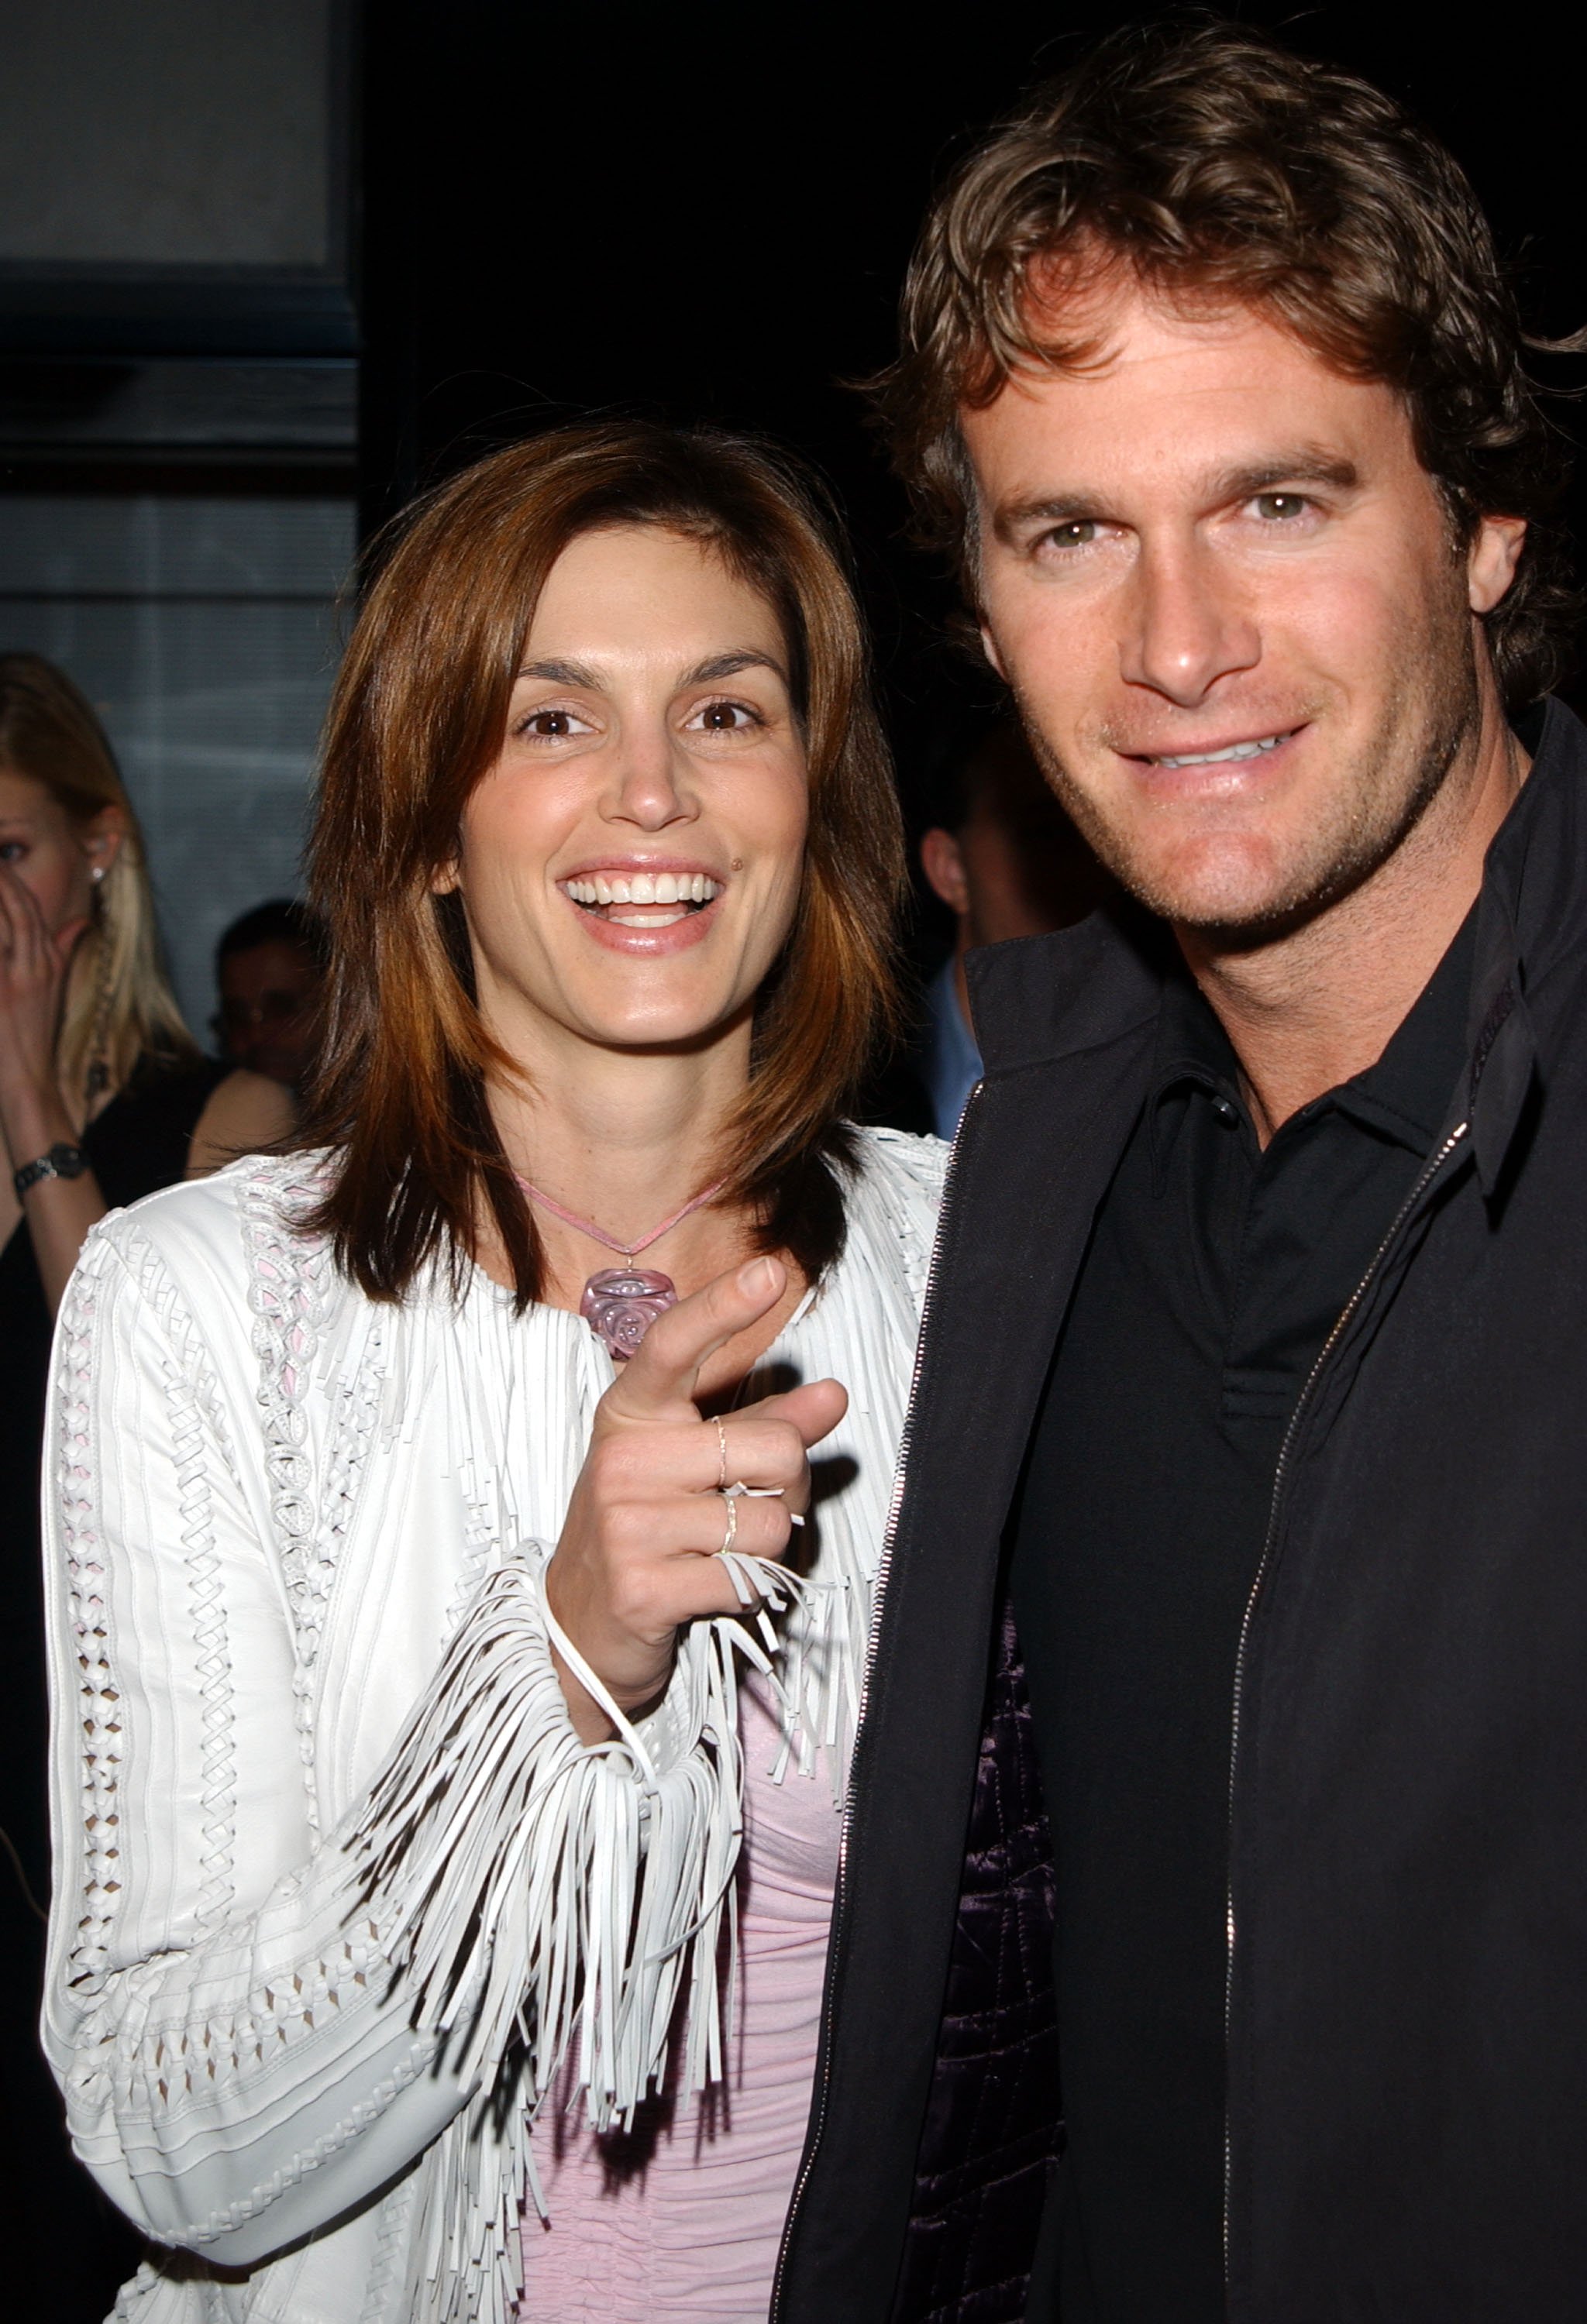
[0,653,198,1105]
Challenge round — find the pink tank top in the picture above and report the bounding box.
[519,1673,842,2320]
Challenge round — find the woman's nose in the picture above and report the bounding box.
[608,730,697,827]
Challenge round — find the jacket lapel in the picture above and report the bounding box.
[776,911,1160,2320]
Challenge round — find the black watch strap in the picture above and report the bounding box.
[12,1142,89,1198]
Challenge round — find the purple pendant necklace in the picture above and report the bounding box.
[515,1174,726,1360]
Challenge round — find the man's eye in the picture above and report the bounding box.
[1252,493,1310,521]
[0,840,25,862]
[1041,521,1100,551]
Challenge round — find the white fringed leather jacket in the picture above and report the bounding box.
[41,1128,945,2324]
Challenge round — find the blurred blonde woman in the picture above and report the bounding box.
[0,652,292,2321]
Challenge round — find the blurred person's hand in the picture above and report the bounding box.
[0,861,84,1122]
[546,1255,847,1741]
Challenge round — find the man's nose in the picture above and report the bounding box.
[1120,539,1261,705]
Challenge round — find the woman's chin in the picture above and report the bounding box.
[542,983,752,1057]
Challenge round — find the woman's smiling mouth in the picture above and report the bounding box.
[558,868,726,931]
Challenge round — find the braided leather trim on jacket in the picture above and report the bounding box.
[57,1254,121,1999]
[125,1225,242,1930]
[239,1160,334,1824]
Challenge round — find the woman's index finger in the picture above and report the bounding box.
[601,1257,786,1423]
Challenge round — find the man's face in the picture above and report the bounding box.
[962,279,1522,936]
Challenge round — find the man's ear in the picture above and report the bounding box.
[920,826,971,918]
[1468,514,1527,615]
[979,621,1008,681]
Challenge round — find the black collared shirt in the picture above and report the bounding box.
[1010,911,1476,2322]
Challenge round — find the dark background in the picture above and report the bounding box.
[2,12,1582,2313]
[358,1,1587,786]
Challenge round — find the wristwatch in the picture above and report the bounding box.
[12,1142,89,1198]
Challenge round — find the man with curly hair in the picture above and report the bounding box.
[770,21,1587,2323]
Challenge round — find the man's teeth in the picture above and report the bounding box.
[1154,734,1288,769]
[563,871,722,906]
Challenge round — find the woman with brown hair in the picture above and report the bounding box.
[40,425,945,2322]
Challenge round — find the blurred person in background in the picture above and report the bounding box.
[0,651,294,2320]
[212,896,328,1091]
[915,717,1114,1136]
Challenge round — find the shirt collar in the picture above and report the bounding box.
[1148,904,1479,1184]
[923,957,984,1141]
[1146,971,1242,1187]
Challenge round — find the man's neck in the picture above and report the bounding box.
[1176,703,1529,1147]
[951,940,975,1038]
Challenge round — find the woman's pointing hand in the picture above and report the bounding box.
[546,1256,849,1741]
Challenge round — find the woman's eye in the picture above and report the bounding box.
[690,700,760,734]
[0,840,25,863]
[1251,492,1310,522]
[518,707,591,740]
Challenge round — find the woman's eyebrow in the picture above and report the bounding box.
[516,656,601,686]
[515,651,787,687]
[683,650,787,686]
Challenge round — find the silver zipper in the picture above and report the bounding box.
[769,1084,986,2320]
[1222,1117,1471,2277]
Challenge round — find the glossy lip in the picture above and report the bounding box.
[555,851,730,956]
[557,852,729,881]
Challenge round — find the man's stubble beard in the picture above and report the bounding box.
[1011,593,1483,951]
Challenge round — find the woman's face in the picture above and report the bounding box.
[448,524,810,1062]
[0,765,121,937]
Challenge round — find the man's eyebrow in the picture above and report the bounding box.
[990,493,1108,543]
[990,452,1360,542]
[1205,452,1361,500]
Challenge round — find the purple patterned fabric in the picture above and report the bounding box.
[890,1601,1060,2323]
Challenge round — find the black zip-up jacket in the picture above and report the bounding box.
[775,696,1587,2323]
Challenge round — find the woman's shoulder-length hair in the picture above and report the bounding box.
[302,420,906,1309]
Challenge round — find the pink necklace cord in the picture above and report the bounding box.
[515,1174,728,1257]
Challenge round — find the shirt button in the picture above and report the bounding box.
[1213,1098,1237,1123]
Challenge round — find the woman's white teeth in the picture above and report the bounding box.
[1155,734,1286,769]
[562,872,721,907]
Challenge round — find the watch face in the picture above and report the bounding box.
[13,1143,87,1195]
